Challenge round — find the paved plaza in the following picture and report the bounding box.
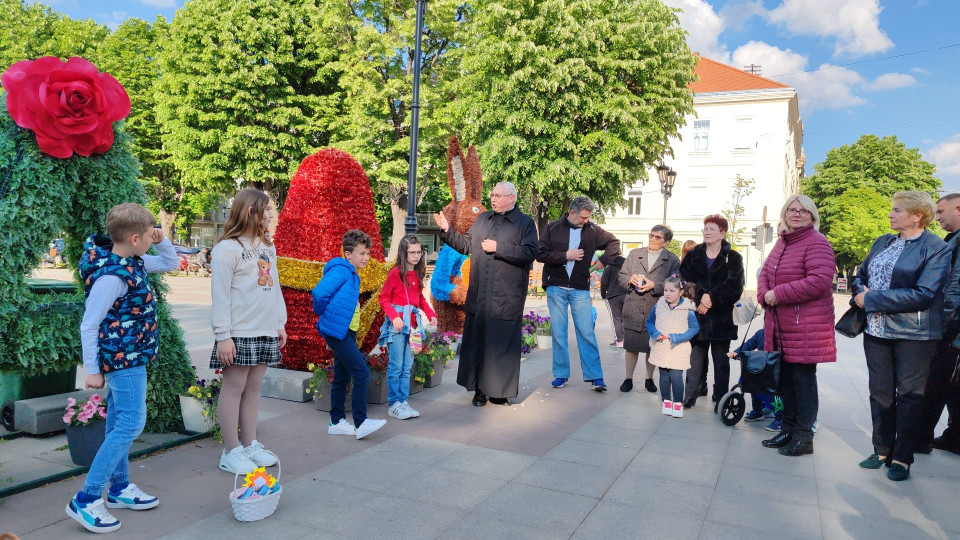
[1,272,959,539]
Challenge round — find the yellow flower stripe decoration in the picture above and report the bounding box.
[277,256,391,347]
[242,467,276,489]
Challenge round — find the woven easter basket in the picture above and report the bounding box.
[229,451,282,522]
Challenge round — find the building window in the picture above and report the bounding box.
[626,189,642,215]
[694,120,710,152]
[686,180,708,217]
[733,117,754,151]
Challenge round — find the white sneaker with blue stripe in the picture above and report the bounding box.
[66,496,121,533]
[105,483,159,510]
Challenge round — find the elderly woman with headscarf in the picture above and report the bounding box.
[756,195,837,457]
[852,191,951,480]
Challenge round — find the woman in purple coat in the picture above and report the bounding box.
[757,195,837,457]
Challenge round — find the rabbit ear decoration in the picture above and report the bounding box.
[446,135,466,203]
[465,145,483,201]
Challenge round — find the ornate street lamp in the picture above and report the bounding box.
[405,0,428,235]
[658,165,678,225]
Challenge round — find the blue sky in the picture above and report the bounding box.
[40,0,960,192]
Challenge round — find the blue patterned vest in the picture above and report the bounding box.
[79,234,159,373]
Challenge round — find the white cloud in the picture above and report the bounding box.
[139,0,177,7]
[928,135,960,180]
[732,41,865,112]
[768,0,893,57]
[719,0,766,31]
[663,0,731,64]
[97,11,129,31]
[862,73,917,91]
[912,67,932,76]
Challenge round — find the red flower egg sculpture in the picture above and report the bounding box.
[274,148,389,371]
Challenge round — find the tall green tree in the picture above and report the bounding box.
[451,0,696,230]
[96,17,190,238]
[156,0,342,225]
[801,134,941,268]
[324,0,469,258]
[0,0,107,71]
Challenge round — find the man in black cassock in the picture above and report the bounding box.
[434,181,539,406]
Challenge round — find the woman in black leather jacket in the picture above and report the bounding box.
[851,191,951,481]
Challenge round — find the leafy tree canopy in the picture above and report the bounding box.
[451,0,696,229]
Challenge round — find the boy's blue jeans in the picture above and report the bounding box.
[81,365,147,497]
[547,287,603,381]
[324,330,369,428]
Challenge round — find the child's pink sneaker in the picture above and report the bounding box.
[662,400,672,416]
[672,401,684,418]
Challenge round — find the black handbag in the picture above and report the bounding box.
[835,305,866,338]
[737,305,781,395]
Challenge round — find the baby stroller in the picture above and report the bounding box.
[717,298,781,426]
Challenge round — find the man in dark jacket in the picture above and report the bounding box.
[537,196,620,391]
[601,255,628,347]
[434,182,539,407]
[920,193,960,454]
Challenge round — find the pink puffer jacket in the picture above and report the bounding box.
[757,225,837,364]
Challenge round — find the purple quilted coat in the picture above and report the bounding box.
[757,225,837,364]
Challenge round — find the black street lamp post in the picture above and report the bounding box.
[405,0,428,236]
[658,164,678,225]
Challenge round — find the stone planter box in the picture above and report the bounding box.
[314,378,352,412]
[66,421,106,467]
[536,335,552,349]
[367,369,388,404]
[409,376,424,395]
[179,395,213,433]
[424,359,445,388]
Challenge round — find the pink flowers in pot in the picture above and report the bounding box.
[63,394,107,426]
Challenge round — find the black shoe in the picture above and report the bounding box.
[762,432,793,448]
[698,382,708,397]
[713,400,719,414]
[931,436,960,455]
[682,398,696,409]
[779,439,813,456]
[916,444,933,455]
[472,391,487,407]
[644,378,657,393]
[488,397,510,405]
[619,379,633,392]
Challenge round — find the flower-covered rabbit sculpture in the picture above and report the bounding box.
[430,136,486,334]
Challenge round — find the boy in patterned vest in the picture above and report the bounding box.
[66,203,178,534]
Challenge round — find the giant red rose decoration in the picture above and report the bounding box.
[1,56,130,158]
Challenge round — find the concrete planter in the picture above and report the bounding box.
[314,378,352,412]
[409,376,424,395]
[423,359,445,388]
[367,369,388,404]
[536,335,552,349]
[179,395,212,433]
[66,421,106,467]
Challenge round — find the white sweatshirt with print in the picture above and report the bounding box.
[210,237,287,341]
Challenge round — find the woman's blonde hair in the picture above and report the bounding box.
[892,191,936,228]
[219,188,274,246]
[778,194,821,232]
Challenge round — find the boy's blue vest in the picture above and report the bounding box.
[79,234,159,373]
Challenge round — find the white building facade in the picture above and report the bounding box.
[602,57,805,290]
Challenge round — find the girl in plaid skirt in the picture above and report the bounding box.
[210,188,287,474]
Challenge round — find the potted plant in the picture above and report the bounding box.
[523,312,552,349]
[180,371,221,441]
[366,352,389,404]
[421,332,458,387]
[63,395,106,467]
[521,323,537,354]
[308,362,351,412]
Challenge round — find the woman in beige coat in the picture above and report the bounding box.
[646,275,699,418]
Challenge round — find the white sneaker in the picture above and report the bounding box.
[355,418,387,440]
[243,440,277,467]
[662,400,673,416]
[66,497,121,533]
[219,445,256,474]
[389,402,413,420]
[672,402,684,418]
[328,419,357,436]
[402,401,420,418]
[105,483,159,510]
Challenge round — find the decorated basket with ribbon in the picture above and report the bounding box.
[229,452,282,522]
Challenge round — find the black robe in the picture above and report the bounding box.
[441,206,539,398]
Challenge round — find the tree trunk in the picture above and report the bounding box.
[387,185,409,262]
[157,209,177,243]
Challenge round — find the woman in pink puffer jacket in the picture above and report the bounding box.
[757,194,837,457]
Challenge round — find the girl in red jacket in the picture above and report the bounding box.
[378,235,438,420]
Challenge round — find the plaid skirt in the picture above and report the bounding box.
[209,336,281,369]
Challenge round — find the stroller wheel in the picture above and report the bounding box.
[718,390,745,426]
